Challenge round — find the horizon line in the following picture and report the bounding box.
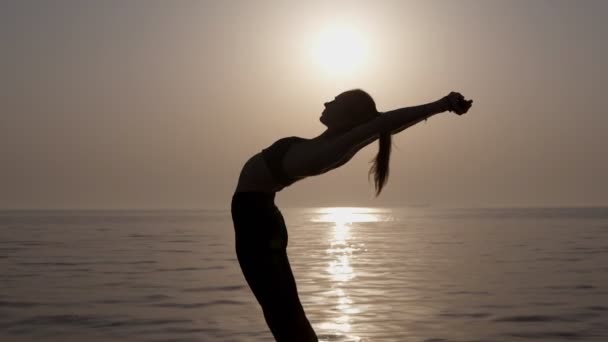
[1,205,608,212]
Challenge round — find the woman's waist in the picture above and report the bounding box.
[231,191,277,210]
[231,191,285,236]
[235,154,285,193]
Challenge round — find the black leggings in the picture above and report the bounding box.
[231,192,318,342]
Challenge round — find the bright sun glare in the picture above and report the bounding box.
[313,207,385,225]
[311,26,368,76]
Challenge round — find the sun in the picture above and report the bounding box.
[310,26,368,76]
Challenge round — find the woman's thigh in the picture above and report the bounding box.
[236,247,317,341]
[236,246,302,312]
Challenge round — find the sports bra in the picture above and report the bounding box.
[261,136,308,188]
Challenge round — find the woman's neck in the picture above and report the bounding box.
[316,126,349,140]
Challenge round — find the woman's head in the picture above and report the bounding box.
[320,89,392,196]
[320,89,378,130]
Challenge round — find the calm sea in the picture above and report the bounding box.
[1,207,607,341]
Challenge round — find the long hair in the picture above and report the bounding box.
[369,131,391,196]
[343,89,392,196]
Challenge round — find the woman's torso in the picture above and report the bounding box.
[234,136,356,194]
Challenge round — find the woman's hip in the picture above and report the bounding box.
[231,193,288,250]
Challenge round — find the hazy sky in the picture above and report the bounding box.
[1,0,607,209]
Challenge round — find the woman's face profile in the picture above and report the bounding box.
[320,93,352,128]
[320,91,375,130]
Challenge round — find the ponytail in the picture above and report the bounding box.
[369,132,392,196]
[341,88,392,196]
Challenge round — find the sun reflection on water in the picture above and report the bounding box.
[313,207,387,225]
[312,207,387,341]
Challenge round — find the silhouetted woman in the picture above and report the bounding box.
[231,89,473,341]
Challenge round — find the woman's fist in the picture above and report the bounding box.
[445,92,473,115]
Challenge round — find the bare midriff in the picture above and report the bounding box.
[234,153,291,193]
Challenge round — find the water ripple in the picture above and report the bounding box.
[2,208,608,341]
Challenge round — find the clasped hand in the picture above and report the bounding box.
[445,92,473,115]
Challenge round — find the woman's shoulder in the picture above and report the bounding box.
[272,136,308,144]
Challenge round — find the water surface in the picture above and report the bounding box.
[1,207,607,341]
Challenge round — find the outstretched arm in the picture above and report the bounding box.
[388,92,473,134]
[382,98,450,135]
[312,98,448,168]
[317,92,473,165]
